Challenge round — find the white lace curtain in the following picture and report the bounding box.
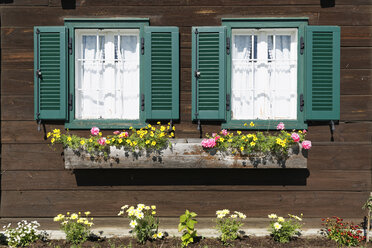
[75,30,140,120]
[231,29,297,120]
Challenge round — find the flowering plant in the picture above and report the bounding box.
[47,122,175,157]
[321,216,365,246]
[118,204,162,244]
[268,213,303,243]
[215,209,246,245]
[54,211,94,245]
[3,220,42,247]
[201,122,311,158]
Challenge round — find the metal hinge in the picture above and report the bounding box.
[141,94,145,111]
[68,93,73,111]
[226,37,230,55]
[226,93,230,111]
[194,70,200,78]
[141,38,144,55]
[300,36,305,55]
[68,37,73,55]
[300,94,304,112]
[194,28,199,35]
[36,69,42,78]
[36,28,40,34]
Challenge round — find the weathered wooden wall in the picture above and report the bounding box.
[0,0,371,219]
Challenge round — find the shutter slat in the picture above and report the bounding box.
[192,26,226,120]
[34,26,67,121]
[305,26,340,121]
[144,26,179,120]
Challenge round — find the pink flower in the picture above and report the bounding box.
[291,133,300,142]
[214,135,220,141]
[303,129,307,134]
[201,138,216,148]
[221,129,228,136]
[119,132,128,138]
[276,122,285,130]
[90,126,100,136]
[302,140,312,150]
[212,133,217,137]
[113,130,120,135]
[98,137,106,146]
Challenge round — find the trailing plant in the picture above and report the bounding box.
[215,209,246,245]
[118,204,162,244]
[178,210,198,247]
[54,211,94,245]
[321,216,365,247]
[3,220,43,247]
[268,213,303,243]
[47,122,175,157]
[201,122,311,158]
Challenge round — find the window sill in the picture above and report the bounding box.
[65,119,147,130]
[222,120,307,130]
[64,139,307,169]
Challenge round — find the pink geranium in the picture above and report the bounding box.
[113,130,120,135]
[302,140,312,150]
[119,132,128,138]
[90,126,100,136]
[291,133,300,142]
[303,129,307,134]
[212,133,217,137]
[221,129,228,136]
[98,137,106,146]
[201,138,216,148]
[276,122,285,130]
[214,135,221,141]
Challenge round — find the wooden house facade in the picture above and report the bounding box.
[0,0,371,221]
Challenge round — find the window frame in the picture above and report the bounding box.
[221,18,308,130]
[64,18,149,129]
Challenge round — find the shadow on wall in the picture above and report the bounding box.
[74,169,310,186]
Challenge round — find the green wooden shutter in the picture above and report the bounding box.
[144,26,179,120]
[34,26,68,120]
[305,26,340,121]
[191,27,226,121]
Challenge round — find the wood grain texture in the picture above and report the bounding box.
[1,190,369,217]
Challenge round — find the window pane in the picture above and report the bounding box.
[75,29,140,120]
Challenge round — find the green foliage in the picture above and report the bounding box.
[178,210,198,247]
[3,220,42,247]
[321,217,365,247]
[215,209,246,245]
[362,195,372,211]
[47,122,175,157]
[268,213,303,243]
[54,212,93,245]
[119,204,161,244]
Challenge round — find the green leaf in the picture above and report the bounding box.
[178,223,185,232]
[180,214,187,223]
[190,212,197,218]
[186,220,194,229]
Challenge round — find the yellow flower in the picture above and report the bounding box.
[253,136,258,141]
[151,141,156,146]
[112,138,115,142]
[47,132,52,138]
[157,121,161,125]
[150,132,154,137]
[241,136,246,140]
[67,136,72,142]
[53,129,60,134]
[106,140,111,145]
[151,127,156,131]
[146,140,150,144]
[148,124,152,128]
[89,138,93,142]
[237,131,242,135]
[129,126,133,129]
[240,146,244,151]
[250,121,255,127]
[244,123,248,127]
[298,130,302,134]
[220,138,224,142]
[250,142,256,146]
[133,141,137,146]
[55,133,61,138]
[85,211,91,216]
[152,211,156,215]
[151,205,156,210]
[159,132,165,137]
[126,139,131,144]
[160,126,166,132]
[118,139,123,143]
[98,132,102,136]
[228,139,233,143]
[172,126,176,131]
[51,138,55,143]
[170,132,174,137]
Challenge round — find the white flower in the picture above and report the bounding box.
[118,211,124,216]
[136,212,144,219]
[278,217,285,222]
[268,214,277,219]
[230,214,238,219]
[121,205,129,210]
[273,222,282,230]
[129,220,137,228]
[137,204,145,211]
[157,232,163,238]
[235,211,246,219]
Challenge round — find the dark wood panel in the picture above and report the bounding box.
[0,0,49,5]
[2,144,64,171]
[1,190,368,217]
[341,69,372,95]
[341,26,372,47]
[340,95,372,121]
[2,169,370,191]
[2,6,371,28]
[341,47,372,69]
[1,28,33,49]
[1,95,34,120]
[1,69,34,95]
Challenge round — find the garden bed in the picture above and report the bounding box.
[64,139,307,169]
[2,236,370,248]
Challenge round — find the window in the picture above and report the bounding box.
[191,18,340,130]
[34,19,180,129]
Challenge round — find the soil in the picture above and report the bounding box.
[2,236,372,248]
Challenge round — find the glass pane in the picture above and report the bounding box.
[275,35,291,60]
[268,35,273,60]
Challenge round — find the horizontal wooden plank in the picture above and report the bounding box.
[341,69,372,95]
[1,190,368,217]
[340,95,372,121]
[1,6,371,28]
[1,69,34,95]
[341,26,372,47]
[1,95,34,120]
[1,121,371,143]
[0,0,49,5]
[1,169,370,191]
[341,47,372,69]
